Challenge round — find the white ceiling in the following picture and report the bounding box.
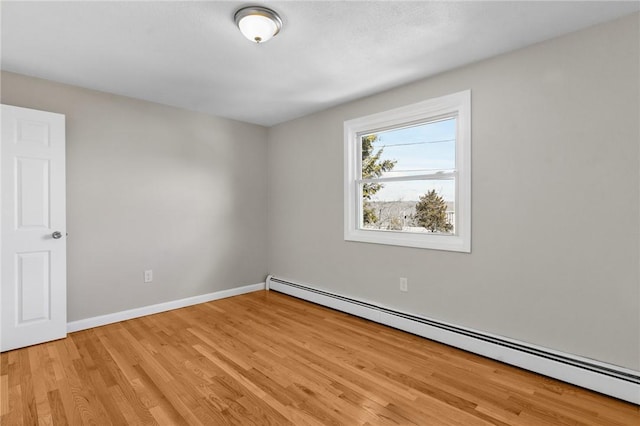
[2,1,638,127]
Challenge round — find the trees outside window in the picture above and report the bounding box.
[415,190,453,233]
[361,134,396,225]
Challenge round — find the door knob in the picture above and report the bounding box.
[52,231,62,239]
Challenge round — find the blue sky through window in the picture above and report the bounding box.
[366,117,456,202]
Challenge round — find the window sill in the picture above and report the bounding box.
[344,228,470,252]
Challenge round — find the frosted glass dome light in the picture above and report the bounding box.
[234,6,282,44]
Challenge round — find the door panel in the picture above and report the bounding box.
[17,251,51,323]
[17,157,51,228]
[1,104,66,352]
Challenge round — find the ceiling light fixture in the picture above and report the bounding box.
[234,6,282,44]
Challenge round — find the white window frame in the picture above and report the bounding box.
[344,90,471,252]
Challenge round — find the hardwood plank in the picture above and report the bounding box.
[54,377,84,425]
[0,291,637,425]
[0,361,9,416]
[92,333,159,425]
[28,344,55,424]
[69,357,114,425]
[46,389,69,426]
[20,371,38,426]
[2,384,24,426]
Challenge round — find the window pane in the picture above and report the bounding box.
[361,117,456,179]
[361,179,455,234]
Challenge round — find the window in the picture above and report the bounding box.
[344,90,470,252]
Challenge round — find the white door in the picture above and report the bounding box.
[1,104,66,352]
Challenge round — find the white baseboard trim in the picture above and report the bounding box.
[266,275,640,405]
[67,282,265,333]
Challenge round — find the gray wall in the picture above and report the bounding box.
[267,14,640,370]
[1,72,268,321]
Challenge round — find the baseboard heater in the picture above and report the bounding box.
[266,275,640,405]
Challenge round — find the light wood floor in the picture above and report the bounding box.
[1,291,638,425]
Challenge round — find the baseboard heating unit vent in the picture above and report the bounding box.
[266,275,640,404]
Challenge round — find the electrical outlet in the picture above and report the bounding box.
[144,270,153,283]
[400,277,408,292]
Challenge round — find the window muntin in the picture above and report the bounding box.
[344,90,470,252]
